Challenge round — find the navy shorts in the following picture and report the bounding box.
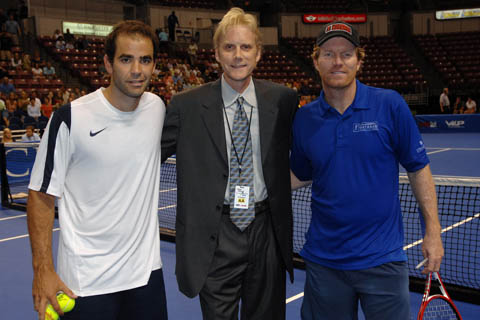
[62,268,168,320]
[301,260,410,320]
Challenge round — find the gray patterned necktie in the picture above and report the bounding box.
[229,96,255,231]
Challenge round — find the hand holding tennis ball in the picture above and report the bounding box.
[45,292,75,320]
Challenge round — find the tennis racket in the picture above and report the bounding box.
[417,271,462,320]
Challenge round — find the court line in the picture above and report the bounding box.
[159,204,176,210]
[0,214,27,221]
[403,212,480,250]
[286,292,304,304]
[0,228,60,243]
[159,188,177,193]
[426,148,451,155]
[427,147,480,151]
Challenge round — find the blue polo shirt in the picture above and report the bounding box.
[291,80,429,270]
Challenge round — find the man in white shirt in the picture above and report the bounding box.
[464,96,477,114]
[27,20,168,320]
[20,125,40,142]
[439,87,450,114]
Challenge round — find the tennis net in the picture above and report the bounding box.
[1,142,479,303]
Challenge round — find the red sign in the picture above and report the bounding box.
[303,14,367,24]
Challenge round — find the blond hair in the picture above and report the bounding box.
[213,7,262,49]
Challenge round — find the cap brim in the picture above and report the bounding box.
[317,33,359,47]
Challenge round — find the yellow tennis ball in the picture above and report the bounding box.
[45,304,59,320]
[57,293,75,312]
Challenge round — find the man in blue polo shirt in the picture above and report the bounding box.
[290,22,444,320]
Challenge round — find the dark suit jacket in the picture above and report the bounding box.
[161,79,297,298]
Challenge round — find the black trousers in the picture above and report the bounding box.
[199,202,286,320]
[62,269,168,320]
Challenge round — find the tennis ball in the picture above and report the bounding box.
[45,304,59,320]
[57,293,75,312]
[45,293,75,320]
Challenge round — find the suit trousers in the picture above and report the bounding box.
[199,202,286,320]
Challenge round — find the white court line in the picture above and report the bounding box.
[286,212,480,304]
[159,188,177,193]
[427,148,451,155]
[0,214,27,221]
[286,292,304,304]
[403,212,480,250]
[0,228,59,243]
[159,204,176,210]
[427,147,480,151]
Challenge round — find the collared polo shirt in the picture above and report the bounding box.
[291,80,429,270]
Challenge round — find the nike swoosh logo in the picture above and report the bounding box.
[90,128,107,137]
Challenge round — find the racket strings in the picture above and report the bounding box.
[422,298,459,320]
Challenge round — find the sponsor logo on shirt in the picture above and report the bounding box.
[353,122,379,132]
[445,120,465,128]
[416,140,426,153]
[90,128,107,137]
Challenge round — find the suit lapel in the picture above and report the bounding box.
[254,79,278,165]
[200,80,228,166]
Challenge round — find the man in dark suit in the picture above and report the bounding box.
[161,7,297,320]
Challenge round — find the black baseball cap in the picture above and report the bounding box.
[316,21,360,47]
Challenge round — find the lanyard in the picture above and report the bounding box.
[223,99,254,175]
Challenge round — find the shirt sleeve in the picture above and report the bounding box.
[290,109,313,181]
[391,93,429,172]
[29,105,72,197]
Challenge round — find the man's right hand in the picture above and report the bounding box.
[32,267,77,320]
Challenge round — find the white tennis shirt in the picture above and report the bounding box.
[29,88,165,296]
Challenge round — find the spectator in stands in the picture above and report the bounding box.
[5,14,21,46]
[20,125,40,142]
[76,35,90,50]
[22,53,31,71]
[0,76,15,94]
[452,96,463,114]
[31,62,43,78]
[55,36,66,50]
[187,39,198,66]
[18,89,29,108]
[2,127,15,142]
[65,40,75,50]
[32,50,42,64]
[67,92,76,103]
[40,96,53,118]
[157,27,168,51]
[27,96,41,120]
[53,89,64,106]
[42,62,56,78]
[10,51,22,70]
[290,21,443,320]
[439,87,450,114]
[167,11,179,42]
[4,98,24,126]
[0,30,13,61]
[52,29,62,40]
[61,87,70,104]
[64,28,74,43]
[464,96,477,114]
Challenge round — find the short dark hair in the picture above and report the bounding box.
[105,20,158,62]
